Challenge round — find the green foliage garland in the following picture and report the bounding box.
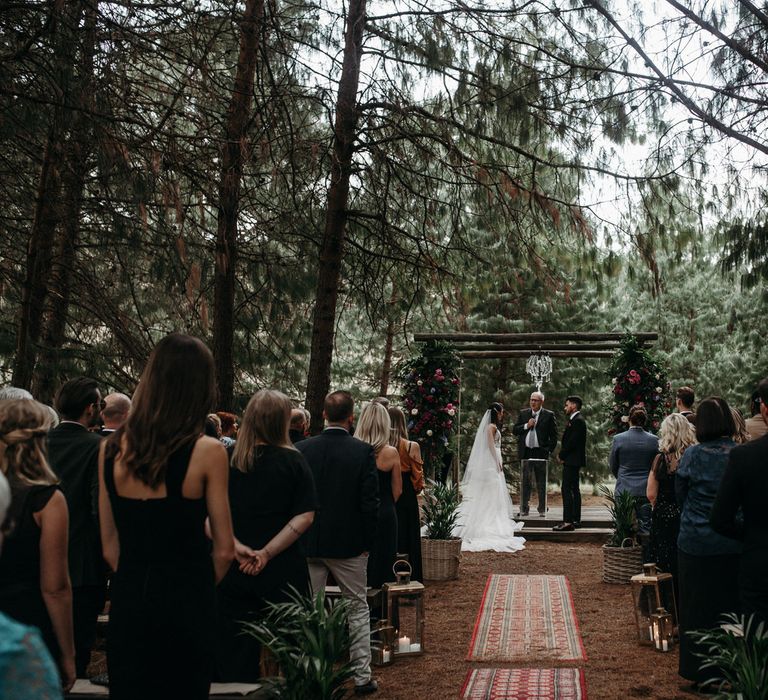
[399,340,461,467]
[607,335,671,435]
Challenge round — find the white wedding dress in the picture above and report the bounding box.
[453,410,525,553]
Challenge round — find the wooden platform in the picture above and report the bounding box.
[516,505,612,543]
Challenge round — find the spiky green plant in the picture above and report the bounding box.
[242,588,355,700]
[689,613,768,699]
[421,479,460,540]
[598,484,638,546]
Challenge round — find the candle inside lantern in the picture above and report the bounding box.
[383,649,391,663]
[662,640,668,652]
[648,625,654,641]
[398,636,410,652]
[410,642,421,652]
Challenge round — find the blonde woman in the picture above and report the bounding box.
[216,389,316,681]
[730,408,750,444]
[356,402,402,588]
[0,399,76,692]
[647,413,696,583]
[388,406,424,582]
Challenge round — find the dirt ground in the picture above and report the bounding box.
[375,541,697,700]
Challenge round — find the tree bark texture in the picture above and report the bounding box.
[35,3,98,403]
[12,1,84,389]
[379,318,395,397]
[305,0,367,434]
[213,0,265,410]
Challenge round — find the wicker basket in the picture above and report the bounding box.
[421,537,461,581]
[602,539,643,584]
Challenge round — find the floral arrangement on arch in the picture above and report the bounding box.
[399,340,461,468]
[607,334,671,436]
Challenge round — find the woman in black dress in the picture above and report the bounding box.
[216,389,316,682]
[98,334,234,700]
[0,399,75,692]
[356,402,401,588]
[389,406,424,582]
[647,413,696,591]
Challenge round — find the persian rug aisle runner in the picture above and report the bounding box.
[460,668,587,700]
[467,575,587,663]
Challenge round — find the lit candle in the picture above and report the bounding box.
[398,636,410,652]
[648,625,654,641]
[662,640,668,652]
[383,649,391,663]
[410,642,421,652]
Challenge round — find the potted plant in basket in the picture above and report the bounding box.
[420,479,462,581]
[599,484,643,584]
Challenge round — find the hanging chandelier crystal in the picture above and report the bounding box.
[526,352,553,392]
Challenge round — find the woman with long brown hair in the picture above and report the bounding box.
[0,399,76,692]
[389,406,424,582]
[216,389,316,681]
[98,333,234,700]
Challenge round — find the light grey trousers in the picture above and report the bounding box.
[308,554,372,686]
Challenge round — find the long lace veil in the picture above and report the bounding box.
[460,410,493,493]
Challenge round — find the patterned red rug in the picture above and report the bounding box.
[460,668,587,699]
[467,575,587,663]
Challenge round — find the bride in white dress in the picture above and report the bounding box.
[454,402,525,552]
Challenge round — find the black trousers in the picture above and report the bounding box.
[561,463,582,523]
[520,452,548,514]
[677,549,740,683]
[73,583,107,677]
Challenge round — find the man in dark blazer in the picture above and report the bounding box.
[512,391,558,516]
[554,396,587,531]
[47,378,106,677]
[296,390,380,696]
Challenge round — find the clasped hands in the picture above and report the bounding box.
[234,540,270,576]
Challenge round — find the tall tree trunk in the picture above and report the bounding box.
[305,0,367,434]
[379,318,395,397]
[213,0,264,410]
[35,3,98,403]
[12,1,83,390]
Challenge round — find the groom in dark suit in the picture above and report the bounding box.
[513,391,558,516]
[554,396,587,531]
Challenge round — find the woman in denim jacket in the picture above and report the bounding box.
[676,397,742,689]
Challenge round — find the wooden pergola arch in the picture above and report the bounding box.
[412,331,659,480]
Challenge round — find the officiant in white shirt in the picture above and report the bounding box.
[512,391,558,517]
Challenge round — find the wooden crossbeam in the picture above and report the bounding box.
[414,332,657,343]
[450,342,635,352]
[459,350,615,359]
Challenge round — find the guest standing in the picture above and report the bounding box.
[216,390,316,681]
[98,334,234,700]
[288,408,308,444]
[675,386,696,424]
[47,378,106,677]
[711,378,768,628]
[389,406,424,582]
[609,405,658,536]
[730,408,749,444]
[0,468,65,700]
[0,400,75,691]
[296,391,379,696]
[647,414,696,591]
[217,412,238,448]
[675,397,741,688]
[99,394,131,436]
[555,396,586,531]
[356,403,401,589]
[744,389,767,440]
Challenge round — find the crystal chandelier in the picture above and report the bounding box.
[526,352,552,392]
